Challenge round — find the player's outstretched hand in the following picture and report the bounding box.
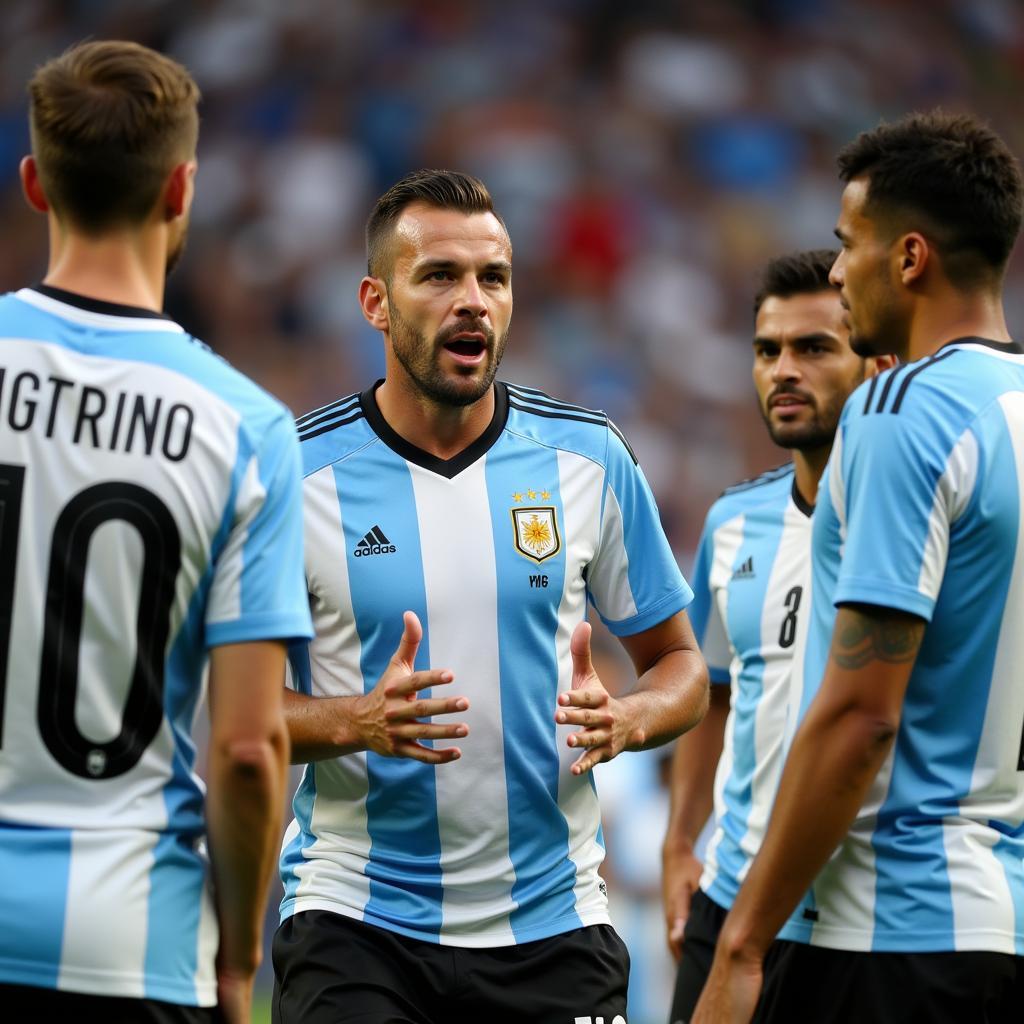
[556,621,639,775]
[662,844,704,961]
[354,611,469,764]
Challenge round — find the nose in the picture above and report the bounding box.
[772,346,801,382]
[455,275,489,320]
[829,251,844,287]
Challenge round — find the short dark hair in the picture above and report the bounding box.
[28,40,200,233]
[837,110,1023,287]
[753,249,839,315]
[366,168,505,279]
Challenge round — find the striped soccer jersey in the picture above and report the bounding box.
[282,380,692,946]
[0,287,312,1005]
[690,464,813,910]
[781,338,1024,954]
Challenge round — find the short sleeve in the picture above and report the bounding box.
[586,424,693,636]
[688,518,731,683]
[205,410,314,647]
[833,404,975,621]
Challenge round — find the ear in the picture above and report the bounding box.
[866,352,899,377]
[19,156,49,214]
[358,276,390,332]
[896,232,929,286]
[162,160,196,222]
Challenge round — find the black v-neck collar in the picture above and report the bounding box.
[32,283,173,320]
[360,380,509,479]
[791,477,815,519]
[935,335,1024,356]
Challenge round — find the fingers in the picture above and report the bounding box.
[384,694,468,721]
[388,721,469,741]
[669,916,686,962]
[385,668,457,698]
[397,741,463,764]
[391,610,422,669]
[570,620,594,688]
[570,744,609,775]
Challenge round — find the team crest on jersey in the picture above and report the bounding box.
[511,506,561,562]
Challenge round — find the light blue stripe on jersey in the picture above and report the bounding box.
[335,458,444,934]
[143,832,204,1002]
[0,824,71,987]
[710,511,786,903]
[870,408,1019,950]
[993,831,1024,955]
[281,770,318,907]
[485,441,579,939]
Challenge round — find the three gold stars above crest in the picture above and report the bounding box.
[512,489,551,502]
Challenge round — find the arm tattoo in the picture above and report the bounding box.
[832,609,925,670]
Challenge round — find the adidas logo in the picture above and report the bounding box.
[731,556,755,580]
[354,525,396,557]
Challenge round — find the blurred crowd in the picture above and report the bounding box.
[2,1,1023,1019]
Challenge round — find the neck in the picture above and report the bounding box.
[792,444,830,508]
[375,371,496,461]
[904,286,1010,362]
[42,216,168,312]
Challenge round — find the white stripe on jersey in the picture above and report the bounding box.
[410,461,517,943]
[915,429,977,600]
[586,485,638,622]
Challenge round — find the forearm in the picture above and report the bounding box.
[663,684,729,857]
[719,698,897,956]
[206,723,290,975]
[284,688,365,763]
[622,647,709,750]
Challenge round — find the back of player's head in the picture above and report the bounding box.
[753,249,839,315]
[837,110,1023,288]
[366,168,505,280]
[28,39,200,234]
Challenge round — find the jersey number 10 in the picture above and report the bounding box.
[0,462,180,780]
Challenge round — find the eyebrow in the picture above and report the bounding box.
[752,332,838,346]
[414,258,512,274]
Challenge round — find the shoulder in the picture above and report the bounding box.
[707,463,794,527]
[294,391,375,477]
[502,381,637,467]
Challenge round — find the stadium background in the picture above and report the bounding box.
[1,1,1022,1020]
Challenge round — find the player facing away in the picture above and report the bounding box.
[661,251,893,1023]
[0,41,312,1024]
[693,112,1024,1024]
[273,168,709,1024]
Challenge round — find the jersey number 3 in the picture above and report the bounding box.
[0,462,180,779]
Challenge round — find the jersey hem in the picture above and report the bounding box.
[0,957,215,1007]
[280,898,611,947]
[778,920,1023,954]
[708,666,731,685]
[601,585,694,637]
[833,578,935,621]
[206,612,314,648]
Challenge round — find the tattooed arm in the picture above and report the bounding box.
[691,604,925,1024]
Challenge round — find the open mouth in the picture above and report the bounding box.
[444,338,486,357]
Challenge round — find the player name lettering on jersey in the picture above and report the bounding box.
[0,367,194,461]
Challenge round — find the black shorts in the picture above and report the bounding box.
[0,982,216,1023]
[669,888,728,1023]
[272,910,631,1024]
[757,941,1024,1024]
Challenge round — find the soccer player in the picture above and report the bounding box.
[274,168,709,1023]
[693,112,1024,1023]
[662,250,893,1022]
[0,41,311,1024]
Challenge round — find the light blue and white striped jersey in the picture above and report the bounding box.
[690,464,813,910]
[282,380,692,946]
[0,287,312,1005]
[782,338,1024,954]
